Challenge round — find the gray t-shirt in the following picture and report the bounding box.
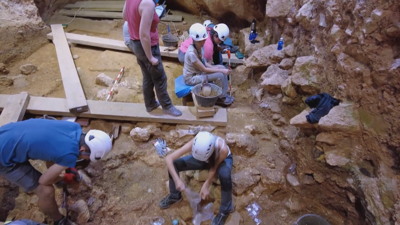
[183,44,204,84]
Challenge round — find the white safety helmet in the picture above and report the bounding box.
[213,23,229,41]
[203,20,212,28]
[192,132,215,161]
[84,130,112,161]
[189,23,208,41]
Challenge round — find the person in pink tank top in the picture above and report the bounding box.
[123,0,182,116]
[178,21,230,67]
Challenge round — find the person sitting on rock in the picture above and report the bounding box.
[182,23,234,106]
[159,131,234,225]
[178,21,230,66]
[0,118,113,225]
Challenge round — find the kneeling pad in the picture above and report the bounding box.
[175,75,194,98]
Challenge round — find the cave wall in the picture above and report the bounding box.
[256,0,400,224]
[0,0,76,65]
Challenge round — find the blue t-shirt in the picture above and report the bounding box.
[0,119,82,167]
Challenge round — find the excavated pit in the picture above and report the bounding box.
[0,0,400,224]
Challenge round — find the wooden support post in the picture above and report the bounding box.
[191,92,216,118]
[0,92,30,126]
[50,24,88,113]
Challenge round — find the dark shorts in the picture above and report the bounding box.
[0,161,42,192]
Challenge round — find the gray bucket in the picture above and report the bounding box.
[192,83,222,107]
[162,34,179,47]
[295,214,330,225]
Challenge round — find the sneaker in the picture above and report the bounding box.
[159,194,183,209]
[146,101,160,112]
[211,212,230,225]
[57,216,77,225]
[162,106,182,116]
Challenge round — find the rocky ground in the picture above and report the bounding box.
[1,0,400,225]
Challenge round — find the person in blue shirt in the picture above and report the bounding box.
[0,119,113,225]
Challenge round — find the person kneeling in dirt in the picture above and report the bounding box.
[159,131,234,225]
[0,119,113,225]
[182,23,234,106]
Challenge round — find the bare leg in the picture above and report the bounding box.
[33,184,63,221]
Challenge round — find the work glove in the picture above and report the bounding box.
[153,138,168,157]
[63,168,82,184]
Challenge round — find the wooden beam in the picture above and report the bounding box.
[60,10,122,19]
[64,1,125,11]
[47,32,244,64]
[50,24,89,113]
[160,15,183,22]
[0,95,227,126]
[0,93,30,126]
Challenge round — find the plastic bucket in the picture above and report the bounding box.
[192,83,222,107]
[295,214,330,225]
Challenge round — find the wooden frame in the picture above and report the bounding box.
[47,32,244,64]
[0,94,227,126]
[50,24,88,113]
[0,93,30,126]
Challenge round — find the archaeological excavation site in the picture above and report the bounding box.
[0,0,399,224]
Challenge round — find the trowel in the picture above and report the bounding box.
[201,75,212,97]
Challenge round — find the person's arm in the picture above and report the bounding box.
[138,0,158,65]
[39,164,68,185]
[165,138,193,189]
[204,61,225,69]
[200,140,229,199]
[193,60,230,75]
[122,2,127,21]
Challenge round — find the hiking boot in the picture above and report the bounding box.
[163,106,182,117]
[211,212,230,225]
[146,101,160,112]
[57,216,77,225]
[159,194,183,209]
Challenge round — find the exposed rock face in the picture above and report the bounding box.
[168,0,266,28]
[243,0,400,223]
[0,0,50,64]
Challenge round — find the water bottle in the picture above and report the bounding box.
[277,37,284,50]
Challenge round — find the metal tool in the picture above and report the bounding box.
[227,49,232,96]
[60,186,70,217]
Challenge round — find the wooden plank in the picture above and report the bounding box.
[65,1,125,11]
[0,95,227,126]
[50,24,89,113]
[47,32,244,64]
[191,92,216,118]
[0,93,30,126]
[60,10,182,21]
[160,15,183,22]
[60,9,122,19]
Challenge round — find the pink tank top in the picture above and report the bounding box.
[179,31,214,61]
[126,0,159,46]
